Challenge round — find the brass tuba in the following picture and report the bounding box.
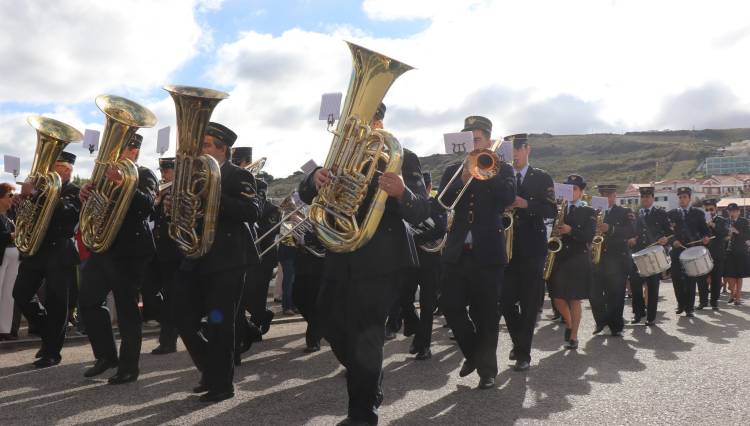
[308,41,413,253]
[80,95,156,252]
[163,85,229,259]
[543,199,566,280]
[15,116,83,255]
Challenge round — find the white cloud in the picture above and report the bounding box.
[0,0,205,104]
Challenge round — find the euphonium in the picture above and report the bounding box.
[15,116,83,255]
[503,209,514,262]
[308,41,413,253]
[164,85,229,259]
[244,157,266,175]
[543,199,566,280]
[80,95,156,252]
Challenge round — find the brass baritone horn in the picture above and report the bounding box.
[80,95,157,252]
[163,85,229,259]
[308,41,413,253]
[14,117,83,255]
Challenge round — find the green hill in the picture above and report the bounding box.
[267,128,750,199]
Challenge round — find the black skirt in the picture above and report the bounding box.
[549,251,592,300]
[723,250,750,278]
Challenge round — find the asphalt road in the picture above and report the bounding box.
[1,284,749,425]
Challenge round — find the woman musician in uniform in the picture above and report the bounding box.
[724,202,749,306]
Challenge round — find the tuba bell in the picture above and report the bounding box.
[163,85,229,259]
[15,116,83,256]
[79,95,156,252]
[308,41,413,253]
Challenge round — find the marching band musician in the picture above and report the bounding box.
[628,186,671,325]
[666,187,711,317]
[702,199,728,310]
[400,171,447,360]
[292,212,326,353]
[724,203,749,306]
[589,184,635,337]
[78,134,158,383]
[439,115,515,388]
[298,102,430,425]
[548,174,596,350]
[149,157,181,355]
[172,123,262,402]
[12,152,80,368]
[502,134,556,371]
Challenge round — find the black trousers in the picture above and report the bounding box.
[707,257,724,307]
[409,250,440,350]
[671,255,702,313]
[502,255,544,363]
[247,260,275,322]
[140,260,162,322]
[590,255,627,333]
[293,271,322,347]
[79,253,150,373]
[318,269,399,424]
[175,267,245,393]
[631,273,660,322]
[157,261,180,347]
[13,260,75,359]
[440,252,502,378]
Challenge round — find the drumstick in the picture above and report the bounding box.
[685,236,715,247]
[646,234,673,248]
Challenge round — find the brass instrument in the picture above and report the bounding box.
[14,116,83,255]
[436,139,503,212]
[164,85,229,259]
[582,194,605,265]
[80,95,156,252]
[245,157,266,175]
[503,209,514,262]
[409,215,449,252]
[308,41,413,253]
[543,199,566,280]
[256,194,324,258]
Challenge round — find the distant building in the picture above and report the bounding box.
[705,155,750,175]
[616,184,678,210]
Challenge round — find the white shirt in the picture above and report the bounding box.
[513,164,530,185]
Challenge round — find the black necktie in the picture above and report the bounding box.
[516,172,522,190]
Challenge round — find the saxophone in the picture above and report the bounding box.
[163,85,229,259]
[79,95,156,252]
[308,41,413,253]
[591,210,605,264]
[15,116,83,255]
[543,199,566,280]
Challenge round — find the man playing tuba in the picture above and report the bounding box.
[172,122,263,403]
[78,133,158,384]
[299,103,430,425]
[12,151,81,368]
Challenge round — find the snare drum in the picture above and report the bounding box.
[632,245,671,277]
[679,246,713,277]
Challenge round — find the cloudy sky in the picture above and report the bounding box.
[2,0,750,181]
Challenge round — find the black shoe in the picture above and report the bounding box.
[107,370,139,385]
[34,348,43,359]
[199,390,234,403]
[696,303,706,310]
[384,329,396,340]
[151,345,176,355]
[592,325,605,335]
[33,356,61,369]
[84,359,118,378]
[513,360,530,371]
[550,313,561,321]
[508,349,516,361]
[193,382,209,394]
[304,344,321,353]
[478,376,495,389]
[611,330,623,337]
[675,307,684,315]
[645,320,655,326]
[728,297,735,304]
[631,317,642,324]
[234,354,242,366]
[686,311,695,318]
[459,360,476,377]
[408,341,418,355]
[712,305,719,311]
[403,322,417,338]
[260,309,274,335]
[564,328,571,342]
[415,348,432,361]
[565,339,578,350]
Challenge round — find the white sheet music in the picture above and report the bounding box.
[156,126,170,154]
[3,155,20,176]
[83,129,100,152]
[495,139,513,163]
[319,93,342,121]
[443,131,474,154]
[590,196,609,211]
[300,159,318,174]
[554,183,574,202]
